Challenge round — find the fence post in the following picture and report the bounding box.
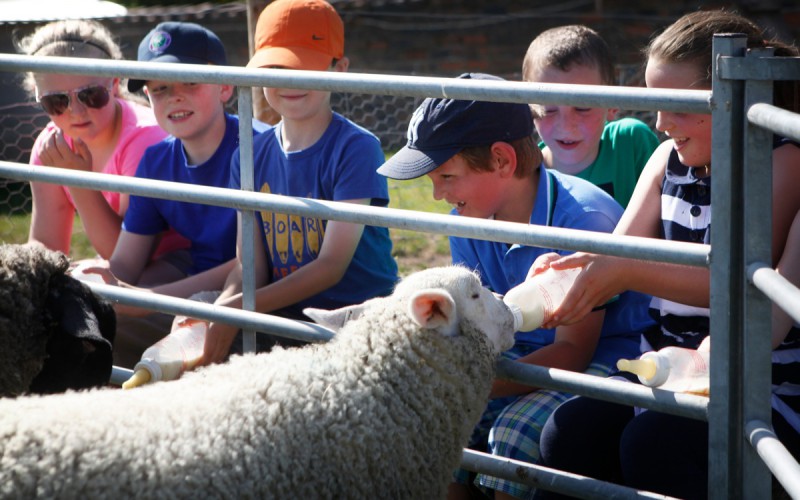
[708,33,746,500]
[238,86,257,353]
[741,47,776,499]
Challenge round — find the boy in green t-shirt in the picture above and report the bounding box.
[522,24,659,207]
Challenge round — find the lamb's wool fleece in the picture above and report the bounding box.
[0,243,69,397]
[0,266,516,499]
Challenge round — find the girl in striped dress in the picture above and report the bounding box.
[531,10,800,499]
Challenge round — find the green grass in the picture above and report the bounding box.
[386,177,453,275]
[0,214,94,260]
[0,178,453,275]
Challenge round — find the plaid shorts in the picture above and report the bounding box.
[454,346,615,498]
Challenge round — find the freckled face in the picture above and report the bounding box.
[426,155,506,219]
[529,64,615,172]
[645,58,712,168]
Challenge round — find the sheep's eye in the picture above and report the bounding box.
[471,293,480,299]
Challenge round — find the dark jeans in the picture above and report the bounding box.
[537,380,800,499]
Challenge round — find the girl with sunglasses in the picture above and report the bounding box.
[17,20,187,281]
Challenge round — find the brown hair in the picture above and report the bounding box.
[522,25,616,86]
[458,135,541,179]
[646,9,799,111]
[15,20,127,98]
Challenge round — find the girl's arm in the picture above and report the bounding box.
[770,143,800,265]
[36,129,124,258]
[543,141,710,326]
[773,209,800,348]
[28,181,74,254]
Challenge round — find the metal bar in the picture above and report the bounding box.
[718,55,800,82]
[747,102,800,143]
[0,54,711,114]
[459,449,677,499]
[86,282,334,343]
[0,161,710,267]
[238,87,257,353]
[741,48,775,499]
[745,420,800,498]
[748,263,800,325]
[708,33,747,500]
[496,360,708,421]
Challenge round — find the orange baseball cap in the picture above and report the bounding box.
[247,0,344,70]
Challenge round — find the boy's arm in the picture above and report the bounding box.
[201,201,368,363]
[109,230,158,285]
[490,309,605,398]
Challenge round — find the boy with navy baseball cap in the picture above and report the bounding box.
[379,72,653,498]
[99,22,269,368]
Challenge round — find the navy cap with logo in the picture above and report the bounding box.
[128,22,228,93]
[377,73,534,180]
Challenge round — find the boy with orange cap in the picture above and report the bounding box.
[200,0,398,363]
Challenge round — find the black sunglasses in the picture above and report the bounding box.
[36,84,111,116]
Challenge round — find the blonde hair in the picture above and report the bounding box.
[15,19,128,99]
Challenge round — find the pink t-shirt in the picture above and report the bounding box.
[30,98,189,256]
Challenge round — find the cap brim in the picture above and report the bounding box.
[377,146,460,180]
[247,46,332,70]
[128,55,217,93]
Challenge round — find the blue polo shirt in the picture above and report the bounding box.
[450,167,654,364]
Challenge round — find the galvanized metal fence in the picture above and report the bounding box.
[0,33,798,498]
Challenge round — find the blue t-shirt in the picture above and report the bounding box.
[450,168,654,365]
[230,112,398,311]
[124,114,267,275]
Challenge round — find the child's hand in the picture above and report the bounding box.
[526,251,561,279]
[69,258,113,284]
[540,252,622,329]
[199,322,237,366]
[79,262,118,286]
[37,129,93,172]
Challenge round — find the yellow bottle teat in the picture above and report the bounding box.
[122,368,152,390]
[617,358,658,381]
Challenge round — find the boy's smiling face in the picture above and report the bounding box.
[145,81,232,144]
[530,64,616,174]
[426,154,508,220]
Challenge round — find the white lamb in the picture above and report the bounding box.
[0,265,516,499]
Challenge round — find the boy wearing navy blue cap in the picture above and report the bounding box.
[98,22,269,368]
[379,73,653,499]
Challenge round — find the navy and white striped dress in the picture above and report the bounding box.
[643,149,710,352]
[647,147,800,442]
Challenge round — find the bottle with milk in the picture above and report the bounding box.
[122,317,208,389]
[503,266,582,332]
[617,346,710,396]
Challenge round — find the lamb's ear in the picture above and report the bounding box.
[409,289,457,336]
[303,304,366,332]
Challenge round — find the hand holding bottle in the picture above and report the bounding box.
[504,265,582,332]
[528,251,628,329]
[122,317,208,389]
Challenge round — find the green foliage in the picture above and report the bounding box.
[386,177,452,276]
[1,214,94,261]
